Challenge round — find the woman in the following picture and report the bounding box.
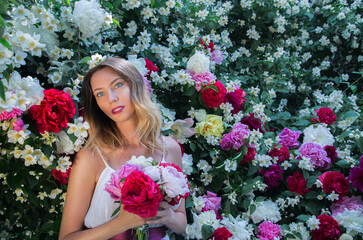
[59,58,187,240]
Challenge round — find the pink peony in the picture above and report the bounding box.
[202,191,221,212]
[348,155,363,192]
[105,164,141,201]
[257,221,282,240]
[187,70,217,91]
[0,108,22,121]
[210,50,223,64]
[220,123,250,151]
[267,145,289,164]
[298,142,331,169]
[278,128,301,149]
[11,118,24,131]
[159,163,190,199]
[313,107,337,125]
[319,171,350,201]
[331,196,363,216]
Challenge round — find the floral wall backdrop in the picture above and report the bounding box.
[0,0,362,239]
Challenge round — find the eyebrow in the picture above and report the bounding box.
[92,78,124,93]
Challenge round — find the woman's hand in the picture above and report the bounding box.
[116,205,151,229]
[146,201,174,226]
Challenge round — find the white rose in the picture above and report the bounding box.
[186,51,210,74]
[303,124,335,146]
[339,234,353,240]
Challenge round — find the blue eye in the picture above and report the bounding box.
[96,92,104,97]
[115,82,122,88]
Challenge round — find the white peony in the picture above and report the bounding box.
[142,166,161,182]
[334,209,363,236]
[127,155,153,168]
[186,51,210,74]
[303,124,335,146]
[250,200,282,224]
[73,0,107,38]
[220,214,252,240]
[339,233,353,240]
[192,210,220,239]
[194,109,207,122]
[127,55,148,76]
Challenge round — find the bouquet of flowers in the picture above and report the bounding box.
[105,155,190,240]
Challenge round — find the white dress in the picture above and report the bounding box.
[84,138,176,240]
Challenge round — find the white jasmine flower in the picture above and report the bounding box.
[224,159,237,172]
[307,215,320,230]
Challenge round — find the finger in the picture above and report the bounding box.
[158,201,170,210]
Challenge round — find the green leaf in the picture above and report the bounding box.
[79,56,92,64]
[0,16,4,37]
[189,142,196,152]
[111,205,120,217]
[0,80,5,100]
[296,214,310,222]
[201,224,214,239]
[0,37,11,50]
[306,175,318,188]
[241,184,253,195]
[335,160,351,168]
[249,204,256,215]
[242,199,251,210]
[294,120,310,126]
[255,196,266,202]
[65,0,71,6]
[342,110,358,119]
[112,18,122,30]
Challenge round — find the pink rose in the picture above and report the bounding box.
[287,171,310,196]
[207,227,233,240]
[0,108,22,121]
[331,196,363,216]
[267,145,289,164]
[298,142,331,169]
[202,191,221,212]
[240,113,265,133]
[313,107,337,125]
[105,164,141,201]
[225,88,247,114]
[239,147,256,165]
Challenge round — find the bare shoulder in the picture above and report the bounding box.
[163,136,182,167]
[71,146,102,177]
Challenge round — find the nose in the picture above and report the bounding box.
[108,90,119,102]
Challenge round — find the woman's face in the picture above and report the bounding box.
[90,67,137,126]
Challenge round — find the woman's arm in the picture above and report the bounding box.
[58,148,148,240]
[146,136,187,234]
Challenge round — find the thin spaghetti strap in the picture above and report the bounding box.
[95,146,111,169]
[161,136,166,163]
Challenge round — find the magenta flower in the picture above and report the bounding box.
[261,164,283,189]
[331,196,363,216]
[278,128,301,149]
[0,108,22,121]
[210,50,223,64]
[11,118,24,131]
[257,221,282,240]
[202,191,221,212]
[220,123,250,151]
[348,155,363,192]
[104,164,141,201]
[187,70,217,91]
[298,142,331,169]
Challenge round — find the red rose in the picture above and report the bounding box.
[225,88,246,114]
[28,89,76,134]
[121,171,163,218]
[313,107,336,125]
[324,145,337,163]
[312,215,341,240]
[287,171,310,195]
[51,168,71,185]
[239,147,256,165]
[201,80,227,108]
[261,164,283,189]
[268,145,289,164]
[207,227,233,240]
[144,58,159,76]
[318,171,349,201]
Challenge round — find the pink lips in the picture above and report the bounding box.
[111,106,124,114]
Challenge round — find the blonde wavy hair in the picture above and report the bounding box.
[82,57,163,155]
